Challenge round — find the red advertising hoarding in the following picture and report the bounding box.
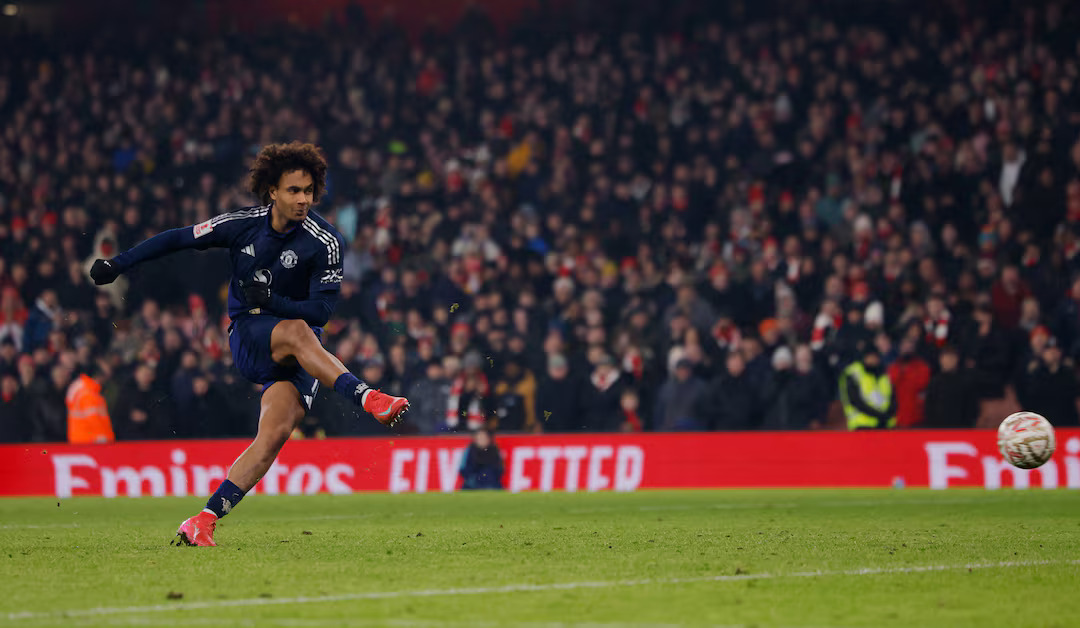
[1,430,1077,498]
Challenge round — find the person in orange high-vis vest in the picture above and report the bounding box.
[66,364,115,444]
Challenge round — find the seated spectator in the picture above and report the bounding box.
[406,360,450,435]
[0,337,17,377]
[581,354,625,431]
[696,351,759,430]
[33,364,71,442]
[23,290,60,353]
[535,353,581,432]
[112,363,170,440]
[619,389,644,432]
[0,373,30,442]
[459,429,504,490]
[654,358,706,431]
[492,357,537,432]
[1018,339,1080,427]
[771,344,831,430]
[446,352,491,432]
[888,337,932,428]
[924,346,979,428]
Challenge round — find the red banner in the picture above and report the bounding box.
[1,430,1078,497]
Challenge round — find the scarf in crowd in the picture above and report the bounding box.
[924,310,951,347]
[446,373,490,431]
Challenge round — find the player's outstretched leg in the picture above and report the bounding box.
[269,319,409,426]
[174,381,304,547]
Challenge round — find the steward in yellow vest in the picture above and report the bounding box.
[839,347,897,430]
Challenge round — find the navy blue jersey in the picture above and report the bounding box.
[112,204,345,328]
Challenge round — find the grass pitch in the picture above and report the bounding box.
[1,489,1078,627]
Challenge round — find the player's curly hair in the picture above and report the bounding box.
[249,142,328,205]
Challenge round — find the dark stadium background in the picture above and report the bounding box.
[0,0,1077,453]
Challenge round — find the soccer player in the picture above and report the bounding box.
[90,142,409,546]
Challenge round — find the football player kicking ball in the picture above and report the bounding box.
[90,142,408,546]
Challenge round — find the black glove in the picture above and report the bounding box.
[241,280,271,308]
[90,259,120,285]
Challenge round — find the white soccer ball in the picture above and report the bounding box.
[998,412,1056,470]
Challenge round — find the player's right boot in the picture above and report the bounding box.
[363,389,410,427]
[172,511,218,547]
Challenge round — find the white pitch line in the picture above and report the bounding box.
[566,497,986,515]
[6,559,1077,622]
[0,522,83,530]
[29,617,775,628]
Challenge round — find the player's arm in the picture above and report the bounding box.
[244,260,343,328]
[89,214,242,285]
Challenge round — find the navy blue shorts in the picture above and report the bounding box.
[228,314,321,411]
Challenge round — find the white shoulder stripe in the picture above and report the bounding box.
[302,222,337,265]
[211,210,268,228]
[302,218,340,265]
[210,206,269,226]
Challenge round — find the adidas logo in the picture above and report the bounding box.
[242,244,255,257]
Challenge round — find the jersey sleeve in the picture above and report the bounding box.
[306,229,345,298]
[111,208,260,272]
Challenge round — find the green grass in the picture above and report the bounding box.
[1,490,1078,627]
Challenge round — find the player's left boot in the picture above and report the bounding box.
[363,389,410,427]
[172,511,218,547]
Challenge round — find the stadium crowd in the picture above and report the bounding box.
[2,0,1080,441]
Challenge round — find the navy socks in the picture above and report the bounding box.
[334,372,371,406]
[204,479,246,518]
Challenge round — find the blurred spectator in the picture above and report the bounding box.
[112,363,169,440]
[23,290,60,352]
[407,360,451,434]
[0,337,16,376]
[924,346,979,428]
[1018,339,1080,427]
[0,288,27,350]
[535,353,581,432]
[492,357,537,432]
[619,389,644,432]
[581,354,626,431]
[991,266,1032,331]
[33,364,71,442]
[696,352,759,430]
[959,305,1014,400]
[446,352,491,431]
[888,337,932,428]
[763,345,829,429]
[654,358,706,431]
[839,347,896,431]
[459,429,504,490]
[174,374,227,438]
[0,374,30,442]
[65,363,115,444]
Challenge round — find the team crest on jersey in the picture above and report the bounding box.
[280,249,298,268]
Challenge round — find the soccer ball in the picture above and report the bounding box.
[998,412,1056,469]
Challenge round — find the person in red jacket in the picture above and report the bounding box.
[990,265,1031,330]
[887,336,932,428]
